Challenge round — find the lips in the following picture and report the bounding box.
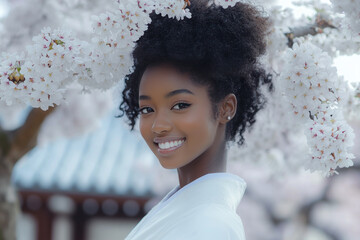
[153,137,186,156]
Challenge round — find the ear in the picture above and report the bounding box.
[218,93,237,124]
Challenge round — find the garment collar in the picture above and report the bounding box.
[160,172,247,211]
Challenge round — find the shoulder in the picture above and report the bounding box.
[167,204,246,240]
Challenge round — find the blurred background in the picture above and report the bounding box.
[0,0,359,240]
[9,107,360,240]
[11,108,175,240]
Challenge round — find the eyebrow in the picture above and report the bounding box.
[139,89,194,100]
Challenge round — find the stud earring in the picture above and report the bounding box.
[227,116,231,120]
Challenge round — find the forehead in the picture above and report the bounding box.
[139,64,202,94]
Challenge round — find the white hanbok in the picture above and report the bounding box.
[125,172,247,240]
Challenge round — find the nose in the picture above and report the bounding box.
[151,112,172,134]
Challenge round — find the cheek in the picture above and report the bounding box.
[178,107,217,142]
[139,118,152,142]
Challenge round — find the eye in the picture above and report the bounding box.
[139,107,153,115]
[172,102,191,110]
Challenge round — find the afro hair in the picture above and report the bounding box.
[119,0,273,146]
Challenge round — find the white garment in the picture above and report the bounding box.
[125,172,247,240]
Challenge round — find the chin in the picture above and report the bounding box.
[161,165,178,170]
[158,158,179,170]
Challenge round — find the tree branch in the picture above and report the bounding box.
[285,13,337,48]
[3,106,56,169]
[0,128,11,159]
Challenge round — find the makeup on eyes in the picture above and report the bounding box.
[139,94,193,114]
[139,99,192,115]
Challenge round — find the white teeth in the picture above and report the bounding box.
[158,139,185,150]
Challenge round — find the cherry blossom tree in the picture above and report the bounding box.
[0,0,359,239]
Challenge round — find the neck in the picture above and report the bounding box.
[176,130,228,189]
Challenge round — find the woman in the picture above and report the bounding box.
[119,0,272,239]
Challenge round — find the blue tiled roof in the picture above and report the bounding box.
[11,111,162,197]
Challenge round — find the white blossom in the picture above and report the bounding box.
[0,52,29,106]
[213,0,241,8]
[343,82,360,122]
[304,108,355,176]
[279,41,347,120]
[154,0,191,20]
[82,0,153,89]
[303,28,360,57]
[228,82,309,176]
[22,27,87,110]
[330,0,360,40]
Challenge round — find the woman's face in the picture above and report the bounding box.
[138,64,221,169]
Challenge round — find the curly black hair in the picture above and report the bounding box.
[119,0,273,146]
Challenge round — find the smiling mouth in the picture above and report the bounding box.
[154,138,186,154]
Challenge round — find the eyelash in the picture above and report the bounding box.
[139,102,191,115]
